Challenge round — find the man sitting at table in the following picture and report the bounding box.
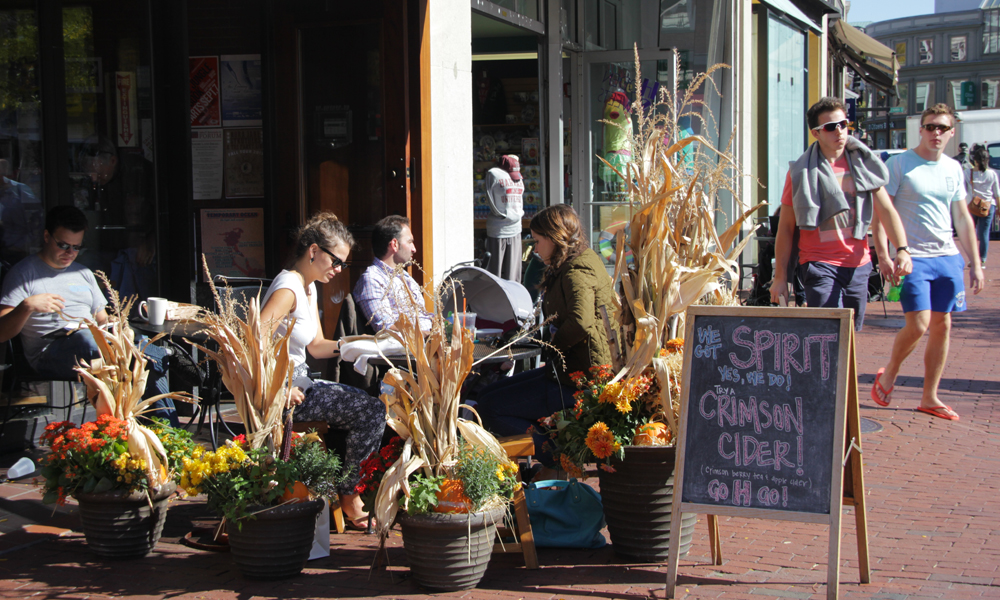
[353,215,433,332]
[0,206,178,425]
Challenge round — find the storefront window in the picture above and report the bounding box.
[561,0,577,44]
[584,0,642,51]
[0,8,44,265]
[63,3,157,302]
[896,82,909,112]
[951,35,967,62]
[891,130,906,149]
[984,9,1000,55]
[894,41,906,67]
[948,79,972,110]
[586,58,675,261]
[766,14,805,215]
[918,38,933,64]
[983,78,1000,108]
[915,81,934,112]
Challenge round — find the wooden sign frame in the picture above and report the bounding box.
[665,306,869,600]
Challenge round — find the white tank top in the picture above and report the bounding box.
[261,270,318,368]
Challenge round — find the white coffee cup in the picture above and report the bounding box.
[139,297,168,326]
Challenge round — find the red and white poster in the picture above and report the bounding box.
[190,56,221,128]
[115,71,138,147]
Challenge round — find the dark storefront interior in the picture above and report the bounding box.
[0,0,427,332]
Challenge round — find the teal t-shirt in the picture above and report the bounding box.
[884,150,966,258]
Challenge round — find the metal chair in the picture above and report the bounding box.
[0,335,90,445]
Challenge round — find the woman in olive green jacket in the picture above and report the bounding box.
[475,205,614,454]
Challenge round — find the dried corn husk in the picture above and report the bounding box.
[372,273,517,538]
[598,47,765,442]
[192,258,293,450]
[73,273,197,491]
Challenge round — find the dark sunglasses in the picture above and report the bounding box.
[319,246,350,269]
[812,119,849,132]
[921,123,953,133]
[54,240,84,252]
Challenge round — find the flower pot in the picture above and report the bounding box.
[226,500,324,580]
[75,481,176,559]
[398,506,505,591]
[597,445,697,562]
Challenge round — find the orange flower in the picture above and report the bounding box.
[559,454,585,479]
[585,422,620,459]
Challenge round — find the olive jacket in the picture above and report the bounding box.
[542,248,614,387]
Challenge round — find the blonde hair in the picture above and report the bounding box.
[290,212,354,263]
[530,204,588,290]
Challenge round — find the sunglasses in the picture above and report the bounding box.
[921,123,953,133]
[812,119,849,132]
[54,240,84,252]
[319,246,350,269]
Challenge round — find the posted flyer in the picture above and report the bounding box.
[200,209,267,280]
[220,54,263,127]
[190,56,221,128]
[191,129,224,200]
[224,128,264,198]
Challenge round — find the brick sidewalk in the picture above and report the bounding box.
[1,271,998,600]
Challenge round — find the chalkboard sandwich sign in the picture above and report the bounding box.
[665,306,870,600]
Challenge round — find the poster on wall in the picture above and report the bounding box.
[191,129,224,200]
[200,209,267,280]
[115,71,138,147]
[190,56,221,128]
[224,128,264,198]
[220,54,263,127]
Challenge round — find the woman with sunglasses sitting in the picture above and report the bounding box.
[260,212,385,531]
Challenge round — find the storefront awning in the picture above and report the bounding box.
[829,19,899,94]
[756,0,822,33]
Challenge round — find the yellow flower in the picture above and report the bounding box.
[496,466,505,481]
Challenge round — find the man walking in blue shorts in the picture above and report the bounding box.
[871,104,985,421]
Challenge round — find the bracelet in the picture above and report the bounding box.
[896,246,910,255]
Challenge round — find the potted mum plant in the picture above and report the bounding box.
[38,275,197,559]
[178,432,344,579]
[184,261,344,580]
[370,282,522,592]
[543,48,763,562]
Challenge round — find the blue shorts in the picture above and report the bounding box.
[900,254,966,314]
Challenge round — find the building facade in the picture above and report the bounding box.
[858,5,1000,150]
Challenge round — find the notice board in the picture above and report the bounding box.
[666,306,868,600]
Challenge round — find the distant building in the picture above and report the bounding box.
[854,1,1000,150]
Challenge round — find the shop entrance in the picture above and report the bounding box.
[272,0,417,334]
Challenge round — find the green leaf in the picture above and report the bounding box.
[83,477,97,494]
[93,477,114,494]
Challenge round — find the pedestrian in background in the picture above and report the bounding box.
[964,145,998,269]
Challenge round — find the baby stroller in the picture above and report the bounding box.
[441,266,534,332]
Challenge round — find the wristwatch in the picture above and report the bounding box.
[896,246,910,255]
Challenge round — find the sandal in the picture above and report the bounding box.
[345,514,376,532]
[871,368,893,407]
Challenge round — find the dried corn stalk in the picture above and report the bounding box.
[74,272,196,491]
[372,276,514,537]
[597,47,764,441]
[193,257,293,450]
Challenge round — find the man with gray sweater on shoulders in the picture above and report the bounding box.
[771,96,911,331]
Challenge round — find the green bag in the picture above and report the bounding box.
[523,479,607,548]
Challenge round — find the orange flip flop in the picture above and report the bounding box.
[917,405,960,421]
[871,368,893,407]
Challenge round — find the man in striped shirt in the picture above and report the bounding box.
[353,215,432,332]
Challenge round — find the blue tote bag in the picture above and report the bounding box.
[523,479,607,548]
